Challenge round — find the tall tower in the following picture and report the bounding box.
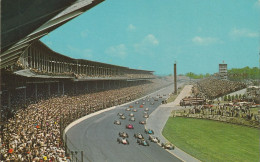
[174,63,177,94]
[219,61,227,80]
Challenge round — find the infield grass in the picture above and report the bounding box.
[162,117,259,162]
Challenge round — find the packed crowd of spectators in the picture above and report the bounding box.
[194,78,246,99]
[0,78,171,161]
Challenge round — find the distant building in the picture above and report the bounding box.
[219,62,227,80]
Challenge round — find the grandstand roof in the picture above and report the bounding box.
[34,40,154,73]
[1,0,104,69]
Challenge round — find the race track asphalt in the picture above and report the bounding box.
[65,82,186,162]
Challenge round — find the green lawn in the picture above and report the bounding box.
[163,117,259,162]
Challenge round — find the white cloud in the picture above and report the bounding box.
[192,36,221,45]
[230,28,258,38]
[80,29,89,38]
[127,24,136,31]
[67,45,93,58]
[105,44,127,59]
[134,34,159,54]
[144,34,159,45]
[255,0,260,7]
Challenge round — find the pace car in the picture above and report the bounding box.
[126,124,134,129]
[149,135,160,143]
[137,139,149,146]
[139,121,146,125]
[117,138,129,145]
[145,129,154,134]
[119,132,129,138]
[129,117,135,122]
[120,115,126,120]
[134,133,144,139]
[114,120,121,125]
[161,142,175,150]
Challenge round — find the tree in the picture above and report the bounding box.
[224,95,227,101]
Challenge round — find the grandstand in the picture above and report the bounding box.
[0,1,169,161]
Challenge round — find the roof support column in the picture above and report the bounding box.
[48,83,51,96]
[62,82,64,96]
[35,84,38,101]
[8,90,11,109]
[58,82,60,95]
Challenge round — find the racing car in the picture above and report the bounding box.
[144,129,154,134]
[119,132,129,138]
[134,133,144,139]
[120,115,126,120]
[149,135,160,143]
[139,105,144,108]
[161,142,175,150]
[132,109,137,112]
[125,108,131,111]
[144,108,149,111]
[129,117,135,122]
[129,105,133,108]
[129,113,134,117]
[137,139,149,146]
[150,102,154,105]
[117,113,124,116]
[117,138,129,145]
[114,120,121,125]
[142,102,146,105]
[139,120,146,125]
[143,114,149,118]
[126,124,134,129]
[135,101,139,104]
[142,98,146,101]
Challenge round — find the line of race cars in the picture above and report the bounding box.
[114,96,175,150]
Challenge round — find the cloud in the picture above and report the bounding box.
[80,29,89,38]
[105,44,127,59]
[230,28,258,38]
[134,34,159,54]
[255,0,260,7]
[192,36,221,45]
[127,24,136,31]
[67,45,93,59]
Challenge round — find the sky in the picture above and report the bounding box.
[41,0,260,75]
